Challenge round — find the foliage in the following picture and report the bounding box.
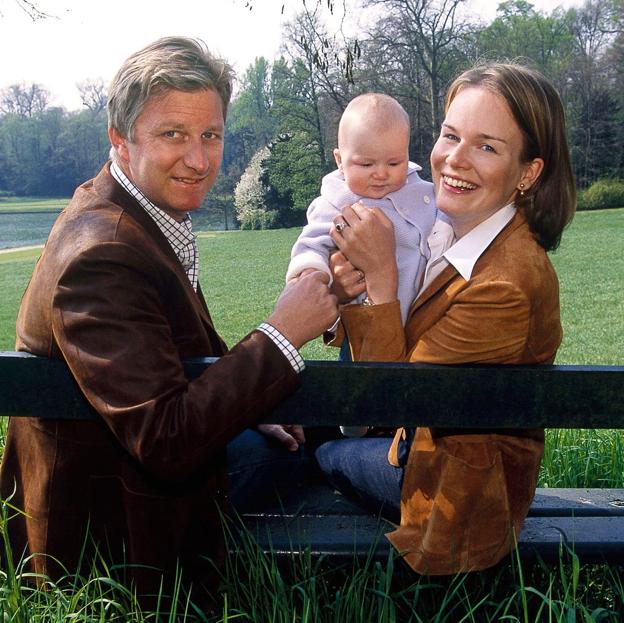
[233,145,279,229]
[541,429,624,487]
[264,131,325,222]
[577,178,624,210]
[2,0,624,222]
[0,106,108,196]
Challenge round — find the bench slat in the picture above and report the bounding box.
[1,352,623,428]
[245,486,624,519]
[239,514,624,565]
[530,488,624,517]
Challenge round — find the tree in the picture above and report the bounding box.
[565,0,623,184]
[0,82,49,117]
[77,79,107,113]
[477,1,575,79]
[1,0,50,20]
[363,0,473,143]
[234,146,278,229]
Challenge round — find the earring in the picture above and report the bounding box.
[519,183,525,197]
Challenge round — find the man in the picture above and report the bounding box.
[0,37,337,600]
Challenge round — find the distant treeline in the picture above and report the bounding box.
[1,0,622,228]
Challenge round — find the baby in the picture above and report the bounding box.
[286,93,437,436]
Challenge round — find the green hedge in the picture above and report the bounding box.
[577,179,624,210]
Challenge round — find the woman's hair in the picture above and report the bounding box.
[445,62,576,251]
[107,36,235,140]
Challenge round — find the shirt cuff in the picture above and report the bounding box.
[257,322,305,374]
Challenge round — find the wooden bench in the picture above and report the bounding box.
[2,351,624,566]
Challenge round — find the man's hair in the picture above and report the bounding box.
[107,36,235,140]
[445,62,576,251]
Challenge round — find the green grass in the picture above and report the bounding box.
[196,228,336,361]
[2,209,622,362]
[550,209,624,365]
[2,211,624,491]
[0,197,68,213]
[0,496,623,621]
[0,210,623,619]
[0,248,42,350]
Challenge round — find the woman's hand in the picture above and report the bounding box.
[330,203,398,305]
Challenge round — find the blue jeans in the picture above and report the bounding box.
[315,437,406,523]
[227,428,306,513]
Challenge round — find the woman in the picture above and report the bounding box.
[315,62,576,575]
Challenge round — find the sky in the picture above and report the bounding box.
[0,0,581,112]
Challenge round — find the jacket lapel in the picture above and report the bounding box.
[94,164,225,352]
[407,264,458,322]
[406,211,527,323]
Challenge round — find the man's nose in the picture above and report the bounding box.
[184,139,210,173]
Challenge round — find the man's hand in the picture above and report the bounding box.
[268,271,338,349]
[257,424,305,451]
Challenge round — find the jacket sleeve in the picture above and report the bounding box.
[52,240,300,483]
[342,280,530,365]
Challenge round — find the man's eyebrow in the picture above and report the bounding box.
[442,122,507,144]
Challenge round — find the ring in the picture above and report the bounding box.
[335,220,348,233]
[356,270,365,282]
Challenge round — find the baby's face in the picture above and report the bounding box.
[334,124,410,199]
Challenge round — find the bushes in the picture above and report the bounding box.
[577,179,624,211]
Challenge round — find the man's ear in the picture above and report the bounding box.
[108,127,130,163]
[333,148,342,171]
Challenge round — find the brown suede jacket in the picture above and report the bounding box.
[340,211,562,575]
[0,163,299,598]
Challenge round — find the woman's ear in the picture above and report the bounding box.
[518,157,544,192]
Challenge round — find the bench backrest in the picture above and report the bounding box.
[1,351,623,428]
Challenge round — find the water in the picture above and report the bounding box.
[0,211,60,250]
[0,208,233,251]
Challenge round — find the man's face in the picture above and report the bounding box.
[109,88,225,221]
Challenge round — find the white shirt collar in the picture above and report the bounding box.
[444,203,516,281]
[110,160,199,291]
[418,203,516,296]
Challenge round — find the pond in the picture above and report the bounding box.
[0,211,60,250]
[0,207,234,251]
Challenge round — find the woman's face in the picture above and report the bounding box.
[430,86,542,238]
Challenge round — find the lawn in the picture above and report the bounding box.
[2,208,622,363]
[0,197,68,213]
[0,209,623,620]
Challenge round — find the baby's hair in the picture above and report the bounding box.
[338,93,410,146]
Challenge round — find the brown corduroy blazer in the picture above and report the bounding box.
[0,163,299,597]
[341,211,562,575]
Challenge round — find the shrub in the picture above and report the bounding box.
[238,207,279,230]
[577,179,624,211]
[234,146,273,230]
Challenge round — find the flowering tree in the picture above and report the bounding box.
[233,146,277,229]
